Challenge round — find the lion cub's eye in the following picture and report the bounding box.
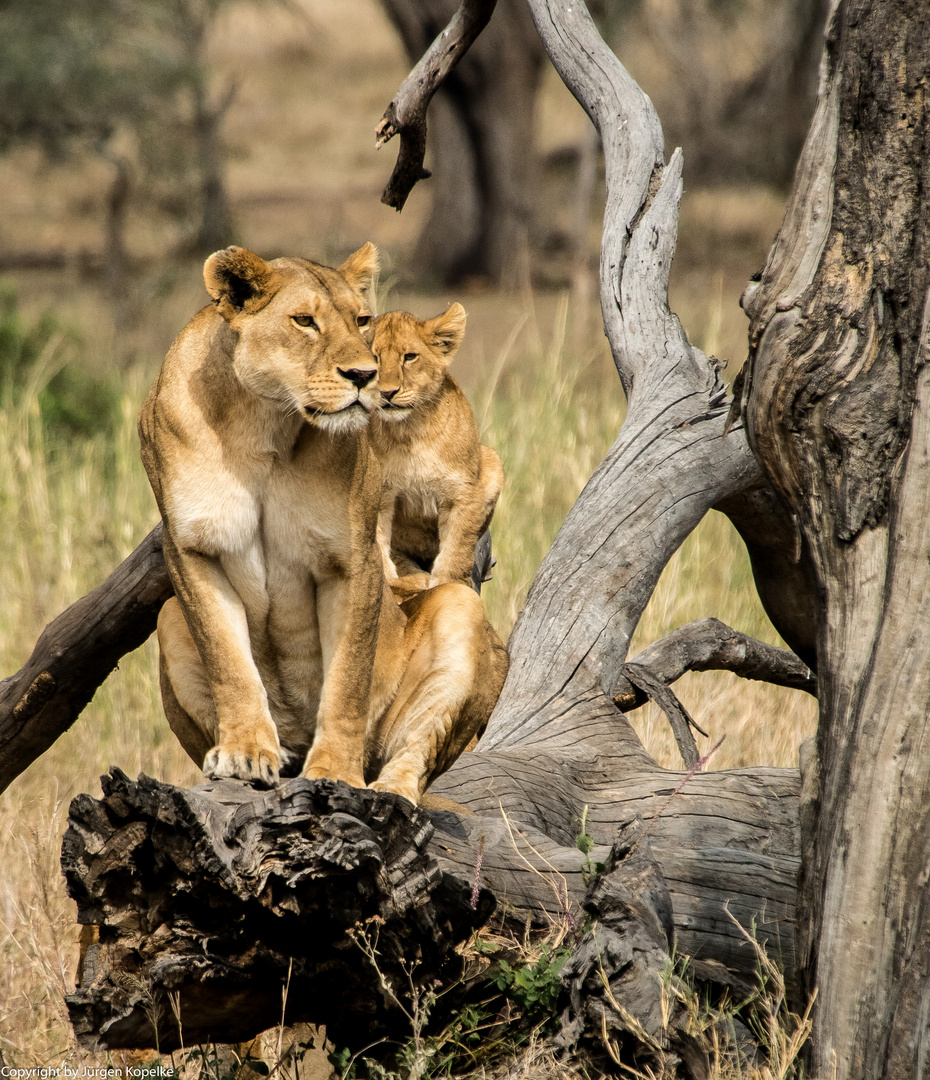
[292,315,318,329]
[356,315,372,329]
[403,352,419,364]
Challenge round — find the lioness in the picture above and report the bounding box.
[369,306,504,594]
[139,244,508,803]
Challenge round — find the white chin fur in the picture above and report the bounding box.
[310,404,371,434]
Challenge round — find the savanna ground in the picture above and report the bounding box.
[0,0,815,1070]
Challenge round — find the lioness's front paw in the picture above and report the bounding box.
[204,744,280,787]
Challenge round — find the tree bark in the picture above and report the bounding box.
[741,1,930,1075]
[64,766,798,1056]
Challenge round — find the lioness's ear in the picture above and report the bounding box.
[425,302,467,362]
[338,241,380,294]
[204,246,272,321]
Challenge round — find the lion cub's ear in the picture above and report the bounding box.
[338,241,380,294]
[424,302,467,363]
[204,246,273,321]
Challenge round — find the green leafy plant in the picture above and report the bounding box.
[575,805,606,886]
[488,943,569,1023]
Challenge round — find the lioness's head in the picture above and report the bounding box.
[204,243,380,433]
[370,304,466,423]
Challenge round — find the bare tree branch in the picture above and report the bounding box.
[375,0,498,210]
[613,617,817,711]
[0,526,171,794]
[614,664,704,769]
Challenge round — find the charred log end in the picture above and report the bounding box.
[63,769,493,1052]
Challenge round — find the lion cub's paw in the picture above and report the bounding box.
[204,744,280,787]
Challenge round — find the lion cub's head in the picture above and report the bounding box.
[204,243,380,433]
[370,305,466,423]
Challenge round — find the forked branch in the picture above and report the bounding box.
[611,618,815,768]
[614,617,817,710]
[375,0,498,210]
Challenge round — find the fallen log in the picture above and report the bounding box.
[63,750,799,1053]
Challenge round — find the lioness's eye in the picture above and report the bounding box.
[357,315,372,328]
[292,315,318,329]
[403,352,418,364]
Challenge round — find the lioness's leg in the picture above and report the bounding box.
[369,584,508,804]
[302,575,381,789]
[157,597,216,767]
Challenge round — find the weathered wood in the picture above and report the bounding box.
[741,1,930,1074]
[613,618,817,715]
[64,769,493,1051]
[375,0,498,211]
[558,818,684,1076]
[0,526,172,794]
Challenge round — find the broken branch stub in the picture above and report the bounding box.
[376,0,498,210]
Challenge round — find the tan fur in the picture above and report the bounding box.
[369,305,504,593]
[140,245,508,803]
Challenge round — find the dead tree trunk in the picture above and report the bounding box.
[740,1,930,1075]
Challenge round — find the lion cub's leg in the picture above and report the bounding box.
[369,584,508,805]
[377,488,402,582]
[430,446,504,587]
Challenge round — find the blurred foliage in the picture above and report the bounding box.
[0,0,252,255]
[0,0,182,157]
[0,286,119,440]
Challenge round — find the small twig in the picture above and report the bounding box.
[616,663,704,769]
[375,0,498,210]
[471,834,486,910]
[638,737,726,849]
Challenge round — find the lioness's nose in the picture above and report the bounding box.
[339,366,377,389]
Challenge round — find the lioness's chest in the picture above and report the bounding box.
[250,445,361,579]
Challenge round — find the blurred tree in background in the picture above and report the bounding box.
[628,0,828,185]
[0,0,238,326]
[0,0,827,295]
[381,0,547,289]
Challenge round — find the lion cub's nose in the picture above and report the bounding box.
[339,366,378,389]
[381,388,399,401]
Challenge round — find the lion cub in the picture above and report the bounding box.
[369,305,503,593]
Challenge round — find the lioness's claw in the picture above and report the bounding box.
[204,745,280,787]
